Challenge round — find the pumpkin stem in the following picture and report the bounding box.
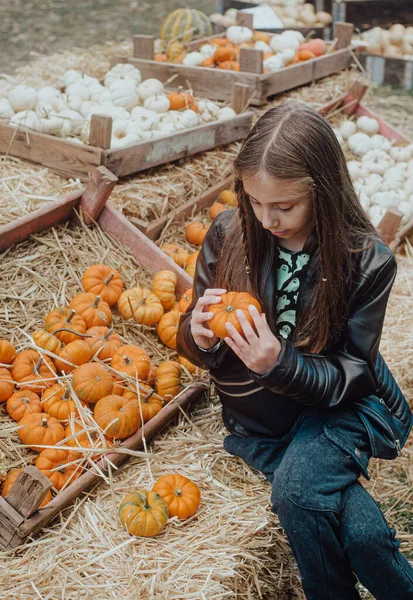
[123,355,132,365]
[104,329,113,340]
[225,305,235,313]
[34,356,43,373]
[104,272,115,285]
[41,417,48,428]
[174,488,183,497]
[51,328,91,337]
[66,309,76,324]
[63,388,71,401]
[127,296,135,319]
[142,497,150,510]
[142,390,153,403]
[93,296,101,308]
[23,396,30,404]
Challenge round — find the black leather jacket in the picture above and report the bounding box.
[177,210,413,460]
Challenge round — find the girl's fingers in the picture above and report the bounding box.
[225,321,248,349]
[248,305,269,336]
[235,310,257,342]
[192,311,214,324]
[205,288,227,295]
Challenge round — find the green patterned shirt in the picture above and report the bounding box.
[275,246,310,340]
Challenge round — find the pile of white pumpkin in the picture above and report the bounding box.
[0,65,236,148]
[361,24,413,58]
[333,116,413,227]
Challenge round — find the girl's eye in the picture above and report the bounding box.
[278,206,293,213]
[249,197,259,205]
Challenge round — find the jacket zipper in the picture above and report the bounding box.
[354,401,401,456]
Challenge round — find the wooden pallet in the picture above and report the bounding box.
[0,85,253,181]
[116,23,354,107]
[317,81,413,250]
[357,52,413,91]
[332,0,413,30]
[0,167,207,550]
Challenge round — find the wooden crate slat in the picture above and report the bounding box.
[103,113,253,178]
[358,53,413,91]
[98,204,193,295]
[0,124,103,180]
[332,0,413,29]
[0,188,84,253]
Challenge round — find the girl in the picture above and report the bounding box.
[177,102,413,600]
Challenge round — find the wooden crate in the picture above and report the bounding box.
[116,23,354,106]
[0,167,207,550]
[357,52,413,91]
[217,0,333,13]
[0,85,253,181]
[318,81,413,250]
[332,0,413,30]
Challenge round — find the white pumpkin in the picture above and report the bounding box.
[361,150,393,176]
[281,30,305,44]
[226,26,253,45]
[182,52,204,66]
[58,109,84,137]
[80,101,100,118]
[254,41,272,53]
[63,70,83,88]
[88,104,130,121]
[339,120,357,140]
[370,134,391,152]
[369,205,386,227]
[37,87,63,110]
[279,48,296,66]
[158,122,179,134]
[143,95,170,113]
[389,146,412,162]
[398,200,413,224]
[64,94,83,112]
[347,160,369,181]
[316,11,333,26]
[218,106,237,120]
[200,44,217,58]
[403,179,413,196]
[0,98,14,120]
[359,191,371,211]
[348,133,373,157]
[109,80,139,110]
[9,110,43,132]
[104,64,142,88]
[8,85,38,112]
[264,54,284,73]
[88,82,112,104]
[356,116,379,136]
[176,109,199,129]
[110,119,141,148]
[197,99,221,122]
[130,106,160,131]
[138,79,164,102]
[372,191,399,209]
[333,129,344,146]
[270,34,299,53]
[363,173,383,197]
[65,83,90,102]
[35,103,63,135]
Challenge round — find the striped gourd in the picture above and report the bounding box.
[160,8,213,46]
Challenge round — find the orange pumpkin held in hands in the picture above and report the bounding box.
[157,310,181,350]
[177,289,193,313]
[42,384,78,421]
[69,293,112,328]
[72,362,114,404]
[6,390,42,421]
[208,292,262,339]
[54,339,93,374]
[18,412,65,452]
[82,265,123,306]
[118,287,164,326]
[0,340,16,365]
[156,361,182,401]
[119,490,169,537]
[185,222,209,246]
[94,394,141,439]
[153,473,201,519]
[110,345,151,380]
[45,307,87,344]
[86,326,123,361]
[11,350,56,394]
[35,448,82,490]
[152,270,177,310]
[32,329,62,355]
[160,244,189,268]
[2,469,52,507]
[0,368,14,402]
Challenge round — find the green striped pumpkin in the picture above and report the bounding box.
[160,8,213,46]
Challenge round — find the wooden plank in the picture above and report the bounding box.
[5,466,52,518]
[313,48,352,80]
[317,80,368,117]
[235,11,253,28]
[240,48,264,74]
[89,115,113,150]
[145,176,234,241]
[133,34,155,59]
[98,204,193,295]
[0,124,103,181]
[0,188,84,254]
[390,217,413,251]
[17,382,206,541]
[333,22,354,50]
[358,53,413,91]
[332,0,413,29]
[0,497,26,550]
[78,166,118,226]
[262,60,315,98]
[378,209,403,245]
[231,82,250,114]
[103,112,253,178]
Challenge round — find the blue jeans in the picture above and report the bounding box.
[223,407,413,600]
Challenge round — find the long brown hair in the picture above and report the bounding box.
[215,102,377,353]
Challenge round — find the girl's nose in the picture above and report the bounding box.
[262,210,278,230]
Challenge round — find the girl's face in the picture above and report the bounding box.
[243,171,314,249]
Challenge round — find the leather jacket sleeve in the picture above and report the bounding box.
[176,211,233,370]
[249,253,397,408]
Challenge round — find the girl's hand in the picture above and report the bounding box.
[224,305,281,374]
[190,288,227,350]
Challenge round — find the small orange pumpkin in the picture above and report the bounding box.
[297,49,316,61]
[35,448,82,490]
[185,251,200,278]
[152,270,177,310]
[2,469,52,507]
[167,90,197,111]
[300,38,327,57]
[32,329,62,355]
[11,350,56,394]
[213,46,238,63]
[110,345,151,380]
[178,355,201,375]
[211,37,233,47]
[118,287,164,326]
[69,293,112,328]
[185,222,209,246]
[208,292,262,339]
[156,361,182,401]
[209,202,230,219]
[145,362,158,386]
[94,394,141,439]
[252,31,270,44]
[112,374,125,396]
[45,307,87,344]
[155,53,168,62]
[6,390,42,421]
[54,340,93,374]
[157,310,181,350]
[177,289,193,313]
[82,264,124,306]
[0,340,16,365]
[202,56,215,67]
[64,421,113,453]
[123,386,163,423]
[72,362,114,404]
[160,244,189,268]
[153,473,201,519]
[119,490,169,537]
[218,61,240,71]
[0,368,15,402]
[219,189,237,207]
[86,326,123,360]
[18,412,65,452]
[42,384,78,421]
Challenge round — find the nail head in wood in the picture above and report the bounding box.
[236,12,254,29]
[240,48,264,74]
[133,34,155,60]
[333,22,354,51]
[231,83,250,114]
[378,209,403,245]
[89,115,113,150]
[5,466,52,519]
